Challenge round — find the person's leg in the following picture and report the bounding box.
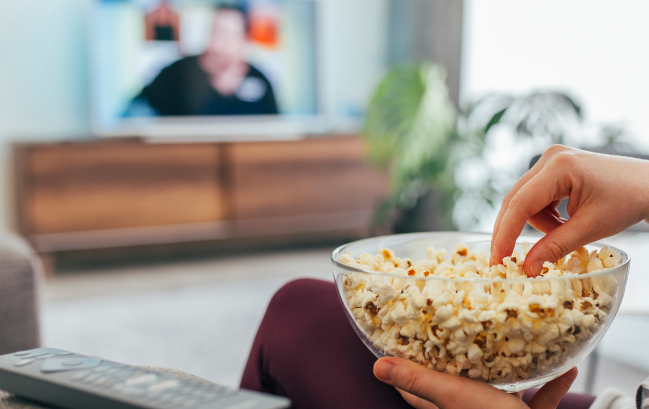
[240,278,410,409]
[242,278,598,409]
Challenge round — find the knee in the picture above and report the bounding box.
[268,278,331,313]
[261,278,338,346]
[266,278,336,316]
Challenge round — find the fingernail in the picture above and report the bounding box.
[375,360,396,382]
[530,259,544,276]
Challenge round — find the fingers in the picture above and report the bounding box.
[523,213,601,276]
[491,170,568,266]
[374,357,515,409]
[375,358,576,409]
[396,389,440,409]
[527,207,565,234]
[545,200,563,219]
[374,357,452,406]
[490,145,570,259]
[527,367,578,409]
[491,164,545,257]
[500,201,565,265]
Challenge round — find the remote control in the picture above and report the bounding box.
[0,348,291,409]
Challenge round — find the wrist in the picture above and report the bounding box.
[639,159,649,221]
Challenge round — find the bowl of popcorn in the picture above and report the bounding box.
[332,232,629,392]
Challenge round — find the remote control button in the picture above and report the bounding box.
[36,353,55,360]
[14,351,33,356]
[71,371,91,381]
[111,384,127,392]
[126,373,158,386]
[124,388,145,398]
[147,379,179,393]
[80,374,101,384]
[90,375,110,385]
[61,359,85,367]
[96,366,114,372]
[14,359,35,367]
[55,351,73,356]
[91,366,110,373]
[41,357,102,373]
[97,380,115,390]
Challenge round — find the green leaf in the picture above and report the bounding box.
[362,62,459,226]
[484,108,507,134]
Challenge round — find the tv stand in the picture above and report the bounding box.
[13,135,387,274]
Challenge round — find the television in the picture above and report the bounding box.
[89,0,326,140]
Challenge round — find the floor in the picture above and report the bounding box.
[42,246,649,399]
[42,248,334,388]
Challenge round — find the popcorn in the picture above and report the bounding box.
[339,243,623,384]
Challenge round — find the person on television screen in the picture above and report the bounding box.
[131,5,278,116]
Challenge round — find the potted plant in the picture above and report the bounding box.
[363,62,585,233]
[363,62,484,232]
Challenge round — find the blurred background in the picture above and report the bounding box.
[0,0,648,398]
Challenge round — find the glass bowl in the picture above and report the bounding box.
[331,232,629,392]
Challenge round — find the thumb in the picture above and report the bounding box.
[373,357,511,408]
[523,213,600,276]
[527,367,578,409]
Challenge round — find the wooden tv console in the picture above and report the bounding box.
[13,135,387,270]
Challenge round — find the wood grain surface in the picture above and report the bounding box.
[229,136,387,219]
[13,136,388,254]
[17,141,223,234]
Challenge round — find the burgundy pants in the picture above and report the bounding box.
[241,279,596,409]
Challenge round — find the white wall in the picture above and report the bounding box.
[0,0,92,231]
[321,0,389,121]
[461,0,649,149]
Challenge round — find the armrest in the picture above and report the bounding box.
[0,231,41,355]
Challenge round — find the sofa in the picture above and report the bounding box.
[0,231,40,355]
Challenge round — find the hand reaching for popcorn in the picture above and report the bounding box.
[374,357,578,409]
[490,145,649,276]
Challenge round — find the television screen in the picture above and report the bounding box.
[90,0,319,136]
